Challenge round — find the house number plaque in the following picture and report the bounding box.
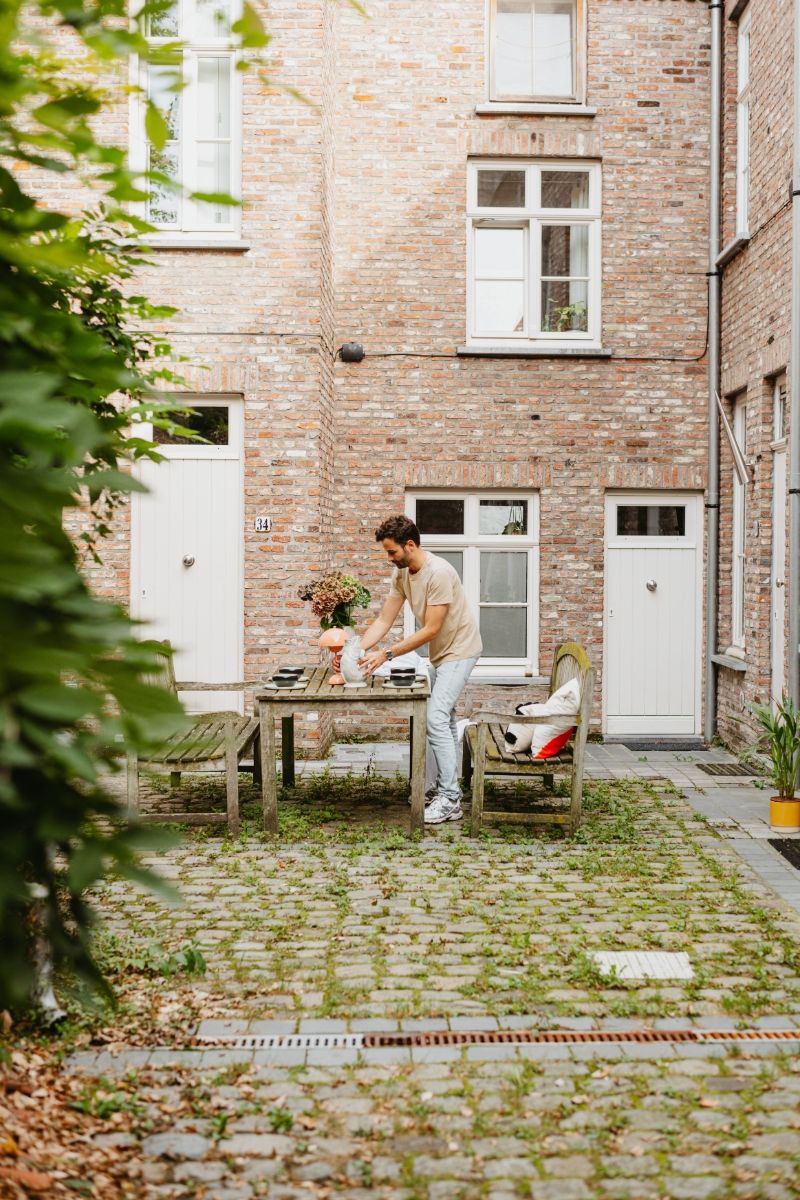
[254,516,272,532]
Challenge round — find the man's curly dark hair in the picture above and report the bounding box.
[374,515,420,545]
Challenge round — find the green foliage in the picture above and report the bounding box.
[70,1076,144,1120]
[752,696,800,799]
[0,0,283,1009]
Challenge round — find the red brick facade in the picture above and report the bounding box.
[65,0,776,746]
[716,0,793,746]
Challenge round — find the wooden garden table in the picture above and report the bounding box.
[255,665,430,837]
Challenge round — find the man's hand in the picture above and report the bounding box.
[359,648,388,676]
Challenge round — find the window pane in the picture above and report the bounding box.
[534,0,574,96]
[148,145,180,225]
[148,1,179,37]
[496,1,533,95]
[196,142,231,220]
[541,279,588,332]
[415,499,464,535]
[616,506,686,537]
[149,62,181,138]
[477,169,526,208]
[479,499,528,535]
[476,281,525,333]
[481,607,528,657]
[154,406,229,445]
[196,0,232,37]
[480,552,528,603]
[197,57,231,138]
[475,227,525,279]
[541,224,588,277]
[541,171,589,209]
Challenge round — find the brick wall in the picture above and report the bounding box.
[717,0,793,748]
[44,0,716,748]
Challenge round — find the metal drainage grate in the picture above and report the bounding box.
[197,1028,800,1050]
[197,1033,364,1050]
[698,762,763,777]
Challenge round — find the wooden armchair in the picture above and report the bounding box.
[126,643,259,836]
[462,641,593,835]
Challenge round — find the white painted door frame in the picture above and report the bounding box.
[772,443,787,708]
[603,491,704,737]
[130,396,244,712]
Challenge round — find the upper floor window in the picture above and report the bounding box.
[133,0,241,237]
[404,493,540,676]
[466,160,601,349]
[490,0,582,103]
[773,373,787,444]
[735,9,750,237]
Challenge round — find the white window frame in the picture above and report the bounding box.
[488,0,584,104]
[735,9,751,238]
[130,0,242,240]
[466,159,602,350]
[404,492,540,678]
[731,398,747,651]
[773,373,787,446]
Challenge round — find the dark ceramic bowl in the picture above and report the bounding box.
[390,675,415,687]
[278,666,304,675]
[390,667,416,677]
[272,675,298,688]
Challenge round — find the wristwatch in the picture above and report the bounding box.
[385,649,394,661]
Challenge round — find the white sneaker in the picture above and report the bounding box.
[408,788,438,808]
[424,796,463,825]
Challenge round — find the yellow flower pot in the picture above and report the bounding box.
[769,796,800,833]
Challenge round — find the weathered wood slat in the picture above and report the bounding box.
[142,812,228,825]
[480,810,573,826]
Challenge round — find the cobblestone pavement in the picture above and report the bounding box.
[59,758,800,1198]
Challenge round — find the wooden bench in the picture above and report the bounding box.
[462,641,593,835]
[126,643,259,836]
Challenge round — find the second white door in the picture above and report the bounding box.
[604,493,702,736]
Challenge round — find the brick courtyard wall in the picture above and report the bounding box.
[327,0,711,740]
[30,0,718,752]
[717,0,793,749]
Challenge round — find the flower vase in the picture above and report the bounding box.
[319,626,349,686]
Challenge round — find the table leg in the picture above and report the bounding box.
[281,715,295,789]
[409,698,426,835]
[260,701,278,837]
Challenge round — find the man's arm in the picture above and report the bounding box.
[360,603,448,675]
[358,594,405,653]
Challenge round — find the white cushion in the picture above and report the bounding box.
[503,677,581,760]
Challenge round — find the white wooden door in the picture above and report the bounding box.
[772,448,787,708]
[131,399,244,713]
[604,493,702,736]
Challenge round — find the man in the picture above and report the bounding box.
[359,514,482,825]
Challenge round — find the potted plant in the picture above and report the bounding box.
[752,696,800,832]
[298,572,372,684]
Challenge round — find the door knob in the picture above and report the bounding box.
[182,555,195,568]
[646,579,657,592]
[776,579,785,588]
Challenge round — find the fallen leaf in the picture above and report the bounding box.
[698,1097,719,1108]
[0,1164,53,1191]
[0,1134,19,1156]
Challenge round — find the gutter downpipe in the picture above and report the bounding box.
[789,0,800,707]
[704,0,723,744]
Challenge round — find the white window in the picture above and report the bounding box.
[773,373,787,444]
[489,0,582,102]
[735,9,751,237]
[731,398,747,650]
[404,493,540,676]
[132,0,241,237]
[467,160,601,349]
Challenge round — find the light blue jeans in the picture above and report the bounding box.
[425,656,479,803]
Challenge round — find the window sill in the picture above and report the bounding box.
[716,234,750,269]
[457,344,611,359]
[140,238,251,252]
[711,653,747,673]
[475,102,596,117]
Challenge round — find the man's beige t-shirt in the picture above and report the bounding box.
[389,552,483,668]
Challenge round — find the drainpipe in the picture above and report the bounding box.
[789,0,800,706]
[704,1,723,743]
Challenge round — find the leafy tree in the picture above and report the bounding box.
[0,0,269,1010]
